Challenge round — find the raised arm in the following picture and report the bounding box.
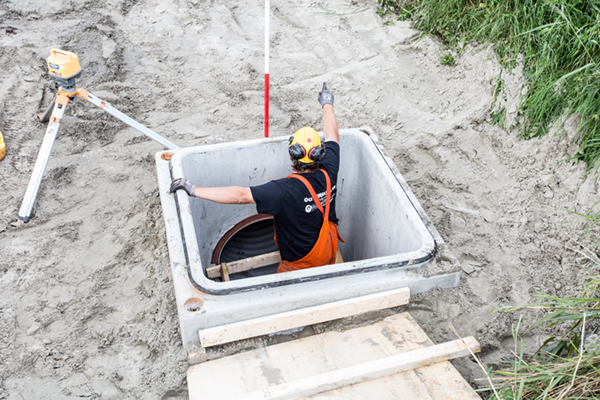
[170,178,255,204]
[318,82,339,143]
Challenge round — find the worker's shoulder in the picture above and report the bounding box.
[323,141,339,157]
[321,141,340,168]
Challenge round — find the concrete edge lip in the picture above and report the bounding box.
[158,128,438,295]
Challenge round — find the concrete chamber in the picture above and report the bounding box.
[156,127,461,346]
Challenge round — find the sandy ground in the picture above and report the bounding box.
[0,0,599,398]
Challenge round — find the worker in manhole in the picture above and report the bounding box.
[170,82,342,273]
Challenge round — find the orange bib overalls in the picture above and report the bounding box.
[276,169,342,273]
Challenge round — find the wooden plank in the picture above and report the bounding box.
[335,249,343,263]
[207,249,345,279]
[188,312,481,400]
[220,263,230,281]
[238,336,480,400]
[198,287,410,347]
[206,251,281,278]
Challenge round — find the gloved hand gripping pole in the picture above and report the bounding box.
[13,49,179,226]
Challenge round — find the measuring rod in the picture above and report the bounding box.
[265,0,270,138]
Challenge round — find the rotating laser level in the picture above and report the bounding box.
[12,49,180,226]
[47,49,82,92]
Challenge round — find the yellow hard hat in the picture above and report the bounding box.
[288,127,324,164]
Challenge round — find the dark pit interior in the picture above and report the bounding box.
[215,218,279,280]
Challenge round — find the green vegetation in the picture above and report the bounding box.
[491,243,600,399]
[377,0,600,174]
[569,200,600,241]
[440,53,456,66]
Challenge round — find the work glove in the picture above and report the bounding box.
[170,178,196,197]
[318,82,334,108]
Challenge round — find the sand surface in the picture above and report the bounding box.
[0,0,599,398]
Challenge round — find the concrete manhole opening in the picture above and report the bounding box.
[211,214,279,280]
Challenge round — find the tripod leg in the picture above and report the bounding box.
[37,98,55,123]
[78,89,180,150]
[14,98,68,224]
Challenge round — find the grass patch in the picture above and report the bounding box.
[478,205,600,399]
[490,243,600,399]
[378,0,600,175]
[440,53,456,66]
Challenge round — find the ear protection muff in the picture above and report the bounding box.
[307,145,325,162]
[289,136,307,160]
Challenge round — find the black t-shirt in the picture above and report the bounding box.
[250,141,340,261]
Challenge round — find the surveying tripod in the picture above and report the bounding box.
[12,49,179,226]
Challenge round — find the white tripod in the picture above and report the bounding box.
[12,75,179,226]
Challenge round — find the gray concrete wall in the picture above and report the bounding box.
[174,130,430,274]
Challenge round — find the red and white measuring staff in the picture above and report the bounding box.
[264,0,270,137]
